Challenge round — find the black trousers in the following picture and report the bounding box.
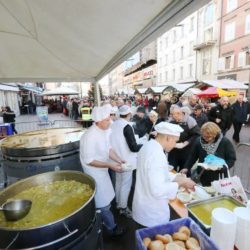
[232,121,243,143]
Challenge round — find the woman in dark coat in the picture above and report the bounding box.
[168,106,200,173]
[183,122,236,186]
[3,106,18,134]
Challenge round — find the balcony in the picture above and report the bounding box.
[193,40,216,51]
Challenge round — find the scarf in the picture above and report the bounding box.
[200,133,223,155]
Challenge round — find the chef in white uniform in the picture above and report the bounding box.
[132,122,196,227]
[80,105,126,236]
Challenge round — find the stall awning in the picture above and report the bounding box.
[0,0,210,83]
[0,83,19,92]
[197,87,237,98]
[19,85,43,94]
[164,83,194,92]
[146,86,168,94]
[182,88,202,97]
[202,79,248,89]
[41,87,79,96]
[134,88,148,95]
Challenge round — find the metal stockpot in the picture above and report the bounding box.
[0,171,96,249]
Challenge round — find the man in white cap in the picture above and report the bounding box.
[132,122,196,227]
[80,104,126,237]
[110,105,142,218]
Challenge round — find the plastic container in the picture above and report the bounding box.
[135,217,219,250]
[0,123,13,137]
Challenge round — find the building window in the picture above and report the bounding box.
[180,66,184,79]
[246,52,250,65]
[189,64,193,77]
[204,3,214,26]
[225,56,231,69]
[159,41,162,51]
[173,50,176,62]
[180,46,184,59]
[159,73,162,83]
[202,50,212,75]
[227,0,237,13]
[172,69,175,80]
[173,30,177,43]
[165,55,168,65]
[159,57,162,67]
[190,17,194,32]
[189,41,194,55]
[204,27,213,41]
[165,37,168,48]
[246,14,250,34]
[224,22,235,42]
[165,71,168,81]
[181,25,184,37]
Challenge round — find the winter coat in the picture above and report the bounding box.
[232,101,248,123]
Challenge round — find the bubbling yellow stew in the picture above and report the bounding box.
[0,180,93,229]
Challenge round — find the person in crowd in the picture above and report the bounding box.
[144,96,149,111]
[110,105,142,218]
[3,106,18,134]
[157,101,168,122]
[207,96,233,135]
[154,96,160,108]
[185,95,199,111]
[110,107,118,122]
[116,98,124,108]
[183,122,236,186]
[66,99,73,119]
[72,98,79,120]
[168,106,200,174]
[132,122,196,227]
[176,96,186,107]
[191,104,208,128]
[148,97,155,112]
[231,95,249,143]
[132,106,151,138]
[80,105,126,237]
[148,110,159,140]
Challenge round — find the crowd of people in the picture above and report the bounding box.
[79,93,250,237]
[0,106,17,134]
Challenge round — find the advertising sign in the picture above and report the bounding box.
[36,106,48,122]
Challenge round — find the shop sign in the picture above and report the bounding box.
[142,64,157,79]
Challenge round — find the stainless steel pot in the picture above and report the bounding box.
[0,171,96,249]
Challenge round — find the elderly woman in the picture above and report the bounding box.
[183,122,236,186]
[168,106,200,173]
[148,110,159,140]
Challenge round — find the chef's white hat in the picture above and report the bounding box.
[92,104,111,122]
[119,105,131,115]
[154,122,183,136]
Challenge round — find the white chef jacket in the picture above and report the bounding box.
[80,124,115,208]
[132,139,178,227]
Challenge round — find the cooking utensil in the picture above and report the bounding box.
[0,199,32,221]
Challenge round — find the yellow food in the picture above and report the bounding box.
[156,234,169,244]
[178,226,191,237]
[189,198,240,225]
[163,234,173,243]
[148,240,165,250]
[186,237,200,250]
[173,240,185,248]
[172,232,188,241]
[0,180,93,229]
[165,242,185,250]
[143,237,151,248]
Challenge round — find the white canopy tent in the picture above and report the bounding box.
[41,86,79,96]
[202,79,248,90]
[0,0,210,84]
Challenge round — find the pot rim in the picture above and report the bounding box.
[0,170,96,231]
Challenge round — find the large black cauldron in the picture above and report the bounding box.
[0,171,97,249]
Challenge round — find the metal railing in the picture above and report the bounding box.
[12,119,85,134]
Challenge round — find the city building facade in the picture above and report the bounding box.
[217,0,250,85]
[157,12,198,85]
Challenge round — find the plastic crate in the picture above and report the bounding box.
[135,217,219,250]
[0,123,13,137]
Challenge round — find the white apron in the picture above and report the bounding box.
[80,124,115,208]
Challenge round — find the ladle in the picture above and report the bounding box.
[0,199,32,221]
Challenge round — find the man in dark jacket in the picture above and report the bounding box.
[232,95,249,143]
[191,104,208,128]
[3,106,17,134]
[207,96,233,135]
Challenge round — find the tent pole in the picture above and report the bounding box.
[94,80,101,106]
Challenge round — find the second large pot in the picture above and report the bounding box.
[0,171,96,249]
